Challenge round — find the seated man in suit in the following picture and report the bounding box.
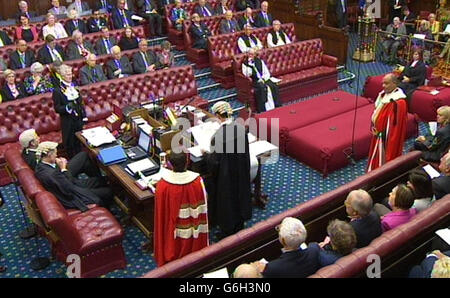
[65,9,88,35]
[215,0,230,15]
[433,151,450,200]
[15,1,37,20]
[137,0,164,37]
[48,0,68,17]
[118,0,136,12]
[79,53,108,85]
[37,34,65,65]
[112,0,138,29]
[0,30,13,47]
[35,141,113,211]
[344,189,382,248]
[95,26,117,55]
[9,39,36,70]
[195,0,215,17]
[254,217,321,278]
[67,0,91,16]
[94,0,114,12]
[409,250,450,278]
[236,0,259,11]
[237,25,263,53]
[106,45,134,78]
[87,9,109,33]
[267,20,291,48]
[132,39,158,73]
[238,7,256,29]
[382,17,407,64]
[402,6,417,35]
[220,10,240,34]
[66,30,96,60]
[254,1,273,28]
[190,13,212,50]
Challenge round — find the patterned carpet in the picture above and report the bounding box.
[0,33,424,278]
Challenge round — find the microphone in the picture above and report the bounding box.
[179,97,197,114]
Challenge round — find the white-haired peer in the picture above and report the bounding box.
[256,217,321,278]
[267,20,291,48]
[24,62,54,95]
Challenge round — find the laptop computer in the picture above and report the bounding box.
[125,129,151,160]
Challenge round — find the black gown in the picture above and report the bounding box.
[52,82,86,158]
[205,121,252,237]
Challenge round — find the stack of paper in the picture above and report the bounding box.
[249,140,278,157]
[435,228,450,245]
[189,121,221,152]
[126,158,158,175]
[82,126,116,147]
[422,164,441,179]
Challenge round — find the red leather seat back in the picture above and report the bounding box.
[4,148,29,174]
[17,168,46,201]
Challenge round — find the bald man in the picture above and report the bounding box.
[219,10,240,34]
[233,264,261,278]
[267,20,291,48]
[367,73,408,171]
[106,46,134,78]
[190,13,212,49]
[79,53,107,85]
[132,39,158,73]
[345,189,382,248]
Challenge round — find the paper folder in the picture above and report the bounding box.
[98,146,128,165]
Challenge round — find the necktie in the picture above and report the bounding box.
[19,52,26,68]
[264,13,268,25]
[145,0,152,12]
[115,59,122,71]
[142,52,149,68]
[122,10,129,27]
[102,0,106,8]
[92,67,98,82]
[105,39,111,54]
[341,0,346,13]
[229,21,232,32]
[74,20,78,28]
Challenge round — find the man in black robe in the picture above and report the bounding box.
[34,142,113,211]
[204,101,252,238]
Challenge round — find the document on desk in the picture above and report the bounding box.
[249,140,278,157]
[126,158,157,175]
[190,121,221,152]
[203,267,229,278]
[422,164,441,179]
[435,228,450,246]
[82,126,116,147]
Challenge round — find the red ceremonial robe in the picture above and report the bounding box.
[154,170,209,267]
[367,88,408,172]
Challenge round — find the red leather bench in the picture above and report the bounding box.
[208,23,295,88]
[233,39,338,111]
[310,194,450,278]
[3,148,126,278]
[141,151,422,277]
[254,91,372,153]
[0,25,145,68]
[0,65,208,165]
[285,104,418,176]
[164,0,234,50]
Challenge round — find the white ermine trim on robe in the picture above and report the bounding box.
[162,170,199,185]
[174,224,209,239]
[178,203,207,219]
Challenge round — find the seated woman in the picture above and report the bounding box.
[406,169,435,212]
[374,184,417,232]
[414,106,450,162]
[412,20,433,50]
[428,13,440,41]
[398,49,427,96]
[317,219,357,267]
[15,13,39,43]
[24,62,54,96]
[156,41,174,69]
[0,69,27,101]
[118,26,139,51]
[171,0,188,31]
[43,13,68,39]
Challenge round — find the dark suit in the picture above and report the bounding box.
[408,250,450,278]
[9,50,36,70]
[116,0,136,12]
[433,175,450,200]
[37,44,65,65]
[132,50,158,74]
[67,1,91,14]
[64,19,88,36]
[66,40,96,60]
[111,8,136,29]
[219,19,240,34]
[349,210,382,248]
[238,15,256,29]
[1,83,27,101]
[106,56,134,79]
[336,0,348,29]
[236,0,259,11]
[414,124,450,163]
[22,149,38,170]
[254,11,273,28]
[35,162,112,211]
[403,12,417,35]
[190,22,212,49]
[94,0,114,12]
[87,17,108,33]
[194,4,215,17]
[136,0,163,36]
[79,64,108,85]
[14,11,37,20]
[214,5,228,15]
[389,0,406,21]
[95,37,117,55]
[0,30,12,47]
[398,60,426,95]
[262,243,321,278]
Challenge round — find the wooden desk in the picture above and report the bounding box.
[76,132,155,245]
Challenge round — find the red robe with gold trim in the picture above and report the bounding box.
[367,87,408,172]
[154,170,209,267]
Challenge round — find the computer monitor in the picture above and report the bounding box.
[137,129,151,153]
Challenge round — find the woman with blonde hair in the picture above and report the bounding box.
[0,69,27,101]
[414,106,450,162]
